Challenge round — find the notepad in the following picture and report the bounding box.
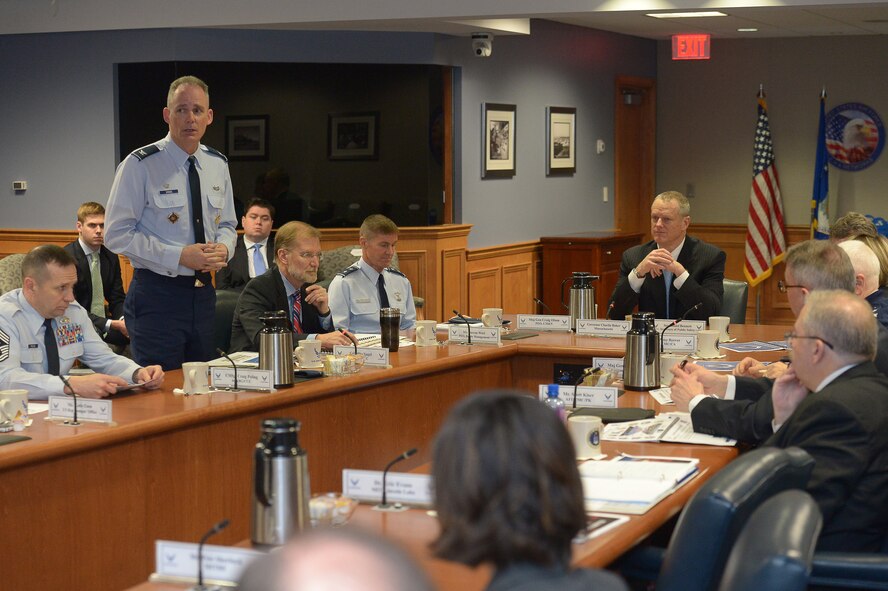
[580,454,699,514]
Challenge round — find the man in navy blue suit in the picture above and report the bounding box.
[215,197,275,291]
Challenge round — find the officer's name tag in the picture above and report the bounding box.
[333,345,389,366]
[662,334,697,353]
[516,314,572,331]
[576,319,630,336]
[654,319,706,334]
[210,367,274,390]
[447,325,501,345]
[536,385,619,408]
[47,395,112,423]
[593,357,624,373]
[153,540,261,586]
[342,469,433,506]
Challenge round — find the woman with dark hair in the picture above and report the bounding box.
[431,389,628,591]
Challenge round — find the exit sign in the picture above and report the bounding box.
[672,34,711,60]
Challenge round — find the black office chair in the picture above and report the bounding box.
[717,489,822,591]
[721,279,749,325]
[214,289,241,353]
[616,446,815,591]
[809,534,888,590]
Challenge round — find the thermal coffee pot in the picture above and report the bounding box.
[258,311,294,388]
[561,271,599,330]
[251,418,311,548]
[623,312,660,391]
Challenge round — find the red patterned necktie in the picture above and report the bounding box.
[291,292,303,333]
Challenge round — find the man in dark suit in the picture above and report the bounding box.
[767,290,888,551]
[610,191,725,320]
[229,221,355,352]
[215,198,276,291]
[63,202,128,348]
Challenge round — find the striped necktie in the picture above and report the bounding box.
[291,291,303,333]
[89,252,105,317]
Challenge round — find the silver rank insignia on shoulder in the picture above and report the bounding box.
[214,214,221,225]
[168,212,179,224]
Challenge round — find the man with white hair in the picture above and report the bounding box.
[839,239,888,327]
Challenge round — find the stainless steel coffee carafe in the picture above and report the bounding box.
[623,312,660,391]
[258,311,294,388]
[251,418,311,548]
[561,272,599,330]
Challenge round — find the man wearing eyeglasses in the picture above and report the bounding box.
[669,239,888,444]
[229,221,355,352]
[765,290,888,551]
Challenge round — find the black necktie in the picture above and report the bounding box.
[44,318,60,376]
[377,274,390,308]
[187,156,212,285]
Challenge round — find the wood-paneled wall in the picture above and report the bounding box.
[466,242,541,318]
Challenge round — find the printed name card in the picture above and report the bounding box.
[332,345,390,366]
[342,469,434,506]
[576,319,630,336]
[47,395,112,423]
[654,319,706,334]
[662,334,697,353]
[447,325,501,345]
[153,540,261,585]
[210,367,274,390]
[516,314,572,331]
[537,385,619,408]
[593,357,624,373]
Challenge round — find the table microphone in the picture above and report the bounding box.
[215,348,239,391]
[452,309,472,345]
[572,366,597,409]
[533,298,552,314]
[192,518,230,591]
[660,302,702,352]
[605,300,616,320]
[374,448,418,511]
[59,375,80,426]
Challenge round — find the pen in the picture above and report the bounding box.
[678,356,691,370]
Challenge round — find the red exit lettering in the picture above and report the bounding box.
[672,34,711,60]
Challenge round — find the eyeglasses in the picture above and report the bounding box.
[784,331,834,350]
[777,280,805,293]
[294,251,324,261]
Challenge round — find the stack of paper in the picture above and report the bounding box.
[579,454,699,514]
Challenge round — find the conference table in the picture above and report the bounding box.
[0,323,788,591]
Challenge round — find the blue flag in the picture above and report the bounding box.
[811,95,830,239]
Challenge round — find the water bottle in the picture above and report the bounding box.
[544,384,566,422]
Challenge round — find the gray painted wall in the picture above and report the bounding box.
[0,22,655,248]
[657,35,888,228]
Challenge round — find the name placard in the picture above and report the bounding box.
[153,540,262,586]
[516,314,572,331]
[210,367,274,391]
[576,319,630,337]
[447,325,501,345]
[662,334,697,353]
[47,395,112,423]
[592,357,624,373]
[537,385,619,408]
[654,319,706,334]
[332,345,390,366]
[342,469,433,506]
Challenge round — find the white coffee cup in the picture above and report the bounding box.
[181,362,210,395]
[695,329,721,359]
[295,340,323,368]
[0,389,28,423]
[659,353,686,386]
[709,316,731,342]
[481,308,503,328]
[567,415,603,460]
[415,320,438,347]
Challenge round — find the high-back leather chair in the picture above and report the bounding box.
[618,447,815,591]
[717,489,821,591]
[809,532,888,589]
[721,279,749,324]
[214,289,241,353]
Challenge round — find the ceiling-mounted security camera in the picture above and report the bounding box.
[472,33,493,57]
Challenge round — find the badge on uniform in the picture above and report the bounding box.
[168,212,179,224]
[56,317,84,346]
[213,185,221,191]
[394,292,403,302]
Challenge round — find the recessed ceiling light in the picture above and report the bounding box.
[737,28,759,32]
[647,11,727,19]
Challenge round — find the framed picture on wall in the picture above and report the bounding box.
[546,106,576,175]
[328,112,380,160]
[226,115,269,160]
[482,103,516,178]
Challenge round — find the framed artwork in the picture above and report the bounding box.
[225,115,269,160]
[546,106,576,175]
[328,111,380,160]
[482,103,516,178]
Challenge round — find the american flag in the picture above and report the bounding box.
[744,97,787,287]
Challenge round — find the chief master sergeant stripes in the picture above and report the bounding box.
[105,75,237,370]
